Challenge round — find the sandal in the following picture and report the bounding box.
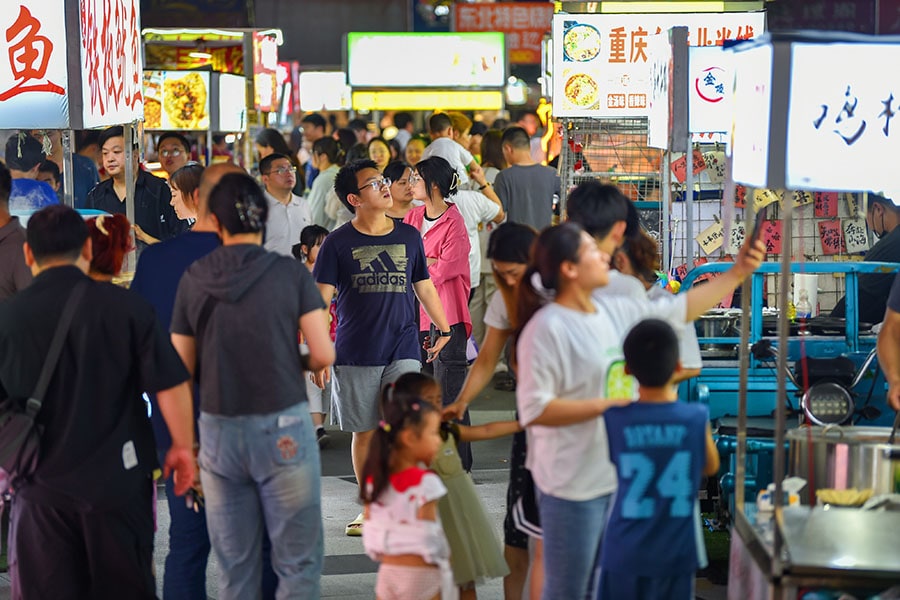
[345,512,363,536]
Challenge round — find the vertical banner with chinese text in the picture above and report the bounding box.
[79,0,143,128]
[0,0,70,129]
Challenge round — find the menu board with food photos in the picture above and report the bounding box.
[551,12,765,117]
[143,71,210,130]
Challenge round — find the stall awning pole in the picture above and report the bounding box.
[61,130,75,208]
[124,122,137,272]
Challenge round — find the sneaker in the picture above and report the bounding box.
[345,512,363,536]
[316,428,330,449]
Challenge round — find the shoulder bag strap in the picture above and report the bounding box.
[25,279,88,419]
[192,293,219,382]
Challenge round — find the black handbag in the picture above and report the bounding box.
[0,280,87,490]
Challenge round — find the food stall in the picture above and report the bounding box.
[722,31,900,597]
[1,0,143,268]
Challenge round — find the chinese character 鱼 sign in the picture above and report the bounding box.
[0,1,69,129]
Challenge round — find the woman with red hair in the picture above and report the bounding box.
[86,213,133,281]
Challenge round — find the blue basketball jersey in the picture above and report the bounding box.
[601,402,709,577]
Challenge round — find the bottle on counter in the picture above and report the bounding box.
[796,290,812,321]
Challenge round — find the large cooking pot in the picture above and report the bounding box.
[787,426,900,501]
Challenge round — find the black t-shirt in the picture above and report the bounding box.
[85,169,187,246]
[832,226,900,324]
[0,267,189,510]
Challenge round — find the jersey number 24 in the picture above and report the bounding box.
[619,451,693,519]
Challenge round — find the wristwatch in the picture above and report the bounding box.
[478,182,491,190]
[439,330,453,337]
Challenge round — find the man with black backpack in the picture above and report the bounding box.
[0,204,195,598]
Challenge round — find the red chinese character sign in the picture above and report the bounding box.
[454,3,552,65]
[253,32,278,112]
[79,0,143,128]
[552,12,765,117]
[0,1,69,129]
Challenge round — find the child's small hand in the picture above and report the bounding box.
[441,401,468,421]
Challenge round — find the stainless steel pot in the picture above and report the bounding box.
[787,426,900,501]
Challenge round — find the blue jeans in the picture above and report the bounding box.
[538,490,612,600]
[199,405,323,600]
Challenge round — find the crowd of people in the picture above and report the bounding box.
[0,109,775,600]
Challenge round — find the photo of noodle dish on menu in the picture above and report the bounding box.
[562,69,600,110]
[142,71,163,129]
[563,22,601,62]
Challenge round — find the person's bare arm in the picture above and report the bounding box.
[878,306,900,411]
[470,169,505,223]
[443,326,510,420]
[412,278,451,361]
[703,422,721,476]
[457,419,521,442]
[299,308,335,372]
[527,397,632,427]
[156,381,196,496]
[170,333,197,379]
[685,238,765,321]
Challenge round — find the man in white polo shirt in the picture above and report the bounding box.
[260,153,311,256]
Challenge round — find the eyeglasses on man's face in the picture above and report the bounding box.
[356,177,391,193]
[267,165,297,176]
[160,148,184,158]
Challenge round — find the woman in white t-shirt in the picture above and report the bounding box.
[514,223,763,600]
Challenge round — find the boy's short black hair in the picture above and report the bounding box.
[501,126,530,150]
[38,159,61,182]
[623,319,679,387]
[428,113,452,134]
[26,204,89,264]
[567,181,639,241]
[394,112,413,130]
[333,158,378,214]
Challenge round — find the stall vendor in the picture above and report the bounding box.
[85,126,186,249]
[831,192,900,325]
[877,272,900,412]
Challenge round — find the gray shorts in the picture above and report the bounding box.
[331,359,421,432]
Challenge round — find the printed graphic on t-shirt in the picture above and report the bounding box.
[350,244,408,293]
[605,359,636,399]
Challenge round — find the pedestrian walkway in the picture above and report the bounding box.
[0,377,727,599]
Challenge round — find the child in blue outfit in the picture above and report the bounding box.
[598,319,720,600]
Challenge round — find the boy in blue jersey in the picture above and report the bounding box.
[598,319,720,600]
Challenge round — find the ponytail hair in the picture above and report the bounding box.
[313,137,342,166]
[360,382,439,504]
[512,223,584,367]
[87,214,133,276]
[209,173,268,235]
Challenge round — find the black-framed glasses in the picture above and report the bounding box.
[357,177,391,193]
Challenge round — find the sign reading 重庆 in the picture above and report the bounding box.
[552,12,765,117]
[79,0,143,128]
[0,1,69,128]
[454,2,552,65]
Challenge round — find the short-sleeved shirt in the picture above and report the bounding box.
[0,216,32,300]
[601,402,708,577]
[449,190,500,286]
[9,178,58,211]
[369,467,447,524]
[493,164,560,231]
[832,225,900,324]
[85,170,186,245]
[484,290,511,331]
[0,266,189,510]
[516,294,687,501]
[313,221,430,366]
[171,244,325,416]
[264,190,312,257]
[888,272,900,313]
[421,138,474,185]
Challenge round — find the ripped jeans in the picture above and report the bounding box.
[199,405,323,600]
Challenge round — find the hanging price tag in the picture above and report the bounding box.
[735,184,747,208]
[691,149,707,176]
[670,153,687,183]
[814,191,838,218]
[727,220,746,255]
[695,220,725,255]
[761,220,783,255]
[753,189,781,211]
[790,190,814,208]
[703,151,726,184]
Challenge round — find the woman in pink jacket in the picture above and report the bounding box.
[405,155,475,470]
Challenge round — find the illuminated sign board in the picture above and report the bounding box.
[351,90,504,111]
[347,32,505,88]
[143,70,210,130]
[299,72,351,111]
[551,11,764,117]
